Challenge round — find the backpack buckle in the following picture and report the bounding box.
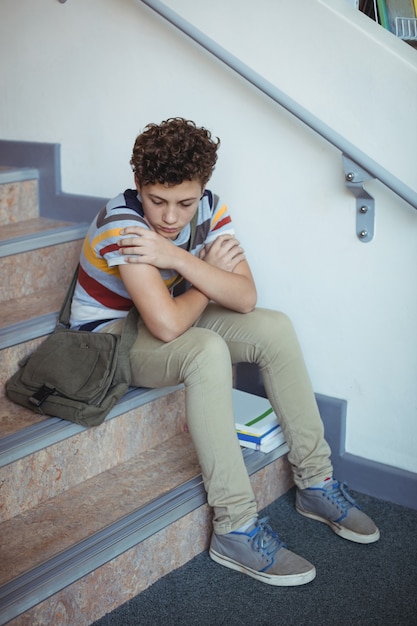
[29,384,56,407]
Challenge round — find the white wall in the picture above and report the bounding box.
[1,0,416,473]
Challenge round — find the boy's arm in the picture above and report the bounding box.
[119,227,257,317]
[119,262,209,342]
[174,235,257,313]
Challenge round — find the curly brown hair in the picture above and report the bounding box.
[130,118,220,188]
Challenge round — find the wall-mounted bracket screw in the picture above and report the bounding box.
[343,155,375,243]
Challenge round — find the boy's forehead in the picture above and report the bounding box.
[142,180,203,198]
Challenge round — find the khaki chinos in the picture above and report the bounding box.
[103,305,332,535]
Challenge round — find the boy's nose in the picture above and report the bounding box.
[163,207,177,224]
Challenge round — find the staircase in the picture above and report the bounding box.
[0,162,293,625]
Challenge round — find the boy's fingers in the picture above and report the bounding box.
[120,226,147,236]
[119,237,142,248]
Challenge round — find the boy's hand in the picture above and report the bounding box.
[200,234,245,272]
[119,226,180,269]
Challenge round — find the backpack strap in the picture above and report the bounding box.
[58,266,138,338]
[58,266,81,329]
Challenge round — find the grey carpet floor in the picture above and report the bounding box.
[93,487,417,626]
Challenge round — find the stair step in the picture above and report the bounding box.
[0,386,183,462]
[0,434,291,626]
[0,167,39,226]
[0,431,202,624]
[0,386,185,518]
[0,337,46,399]
[0,219,88,258]
[0,288,63,346]
[0,239,83,303]
[0,431,200,584]
[0,217,77,242]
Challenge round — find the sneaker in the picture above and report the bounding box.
[209,516,316,586]
[296,480,380,544]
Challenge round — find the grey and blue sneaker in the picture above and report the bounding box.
[209,516,316,586]
[296,479,380,544]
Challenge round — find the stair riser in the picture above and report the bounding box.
[0,240,82,302]
[0,180,38,226]
[0,389,186,522]
[5,455,292,626]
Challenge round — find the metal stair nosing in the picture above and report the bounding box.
[0,167,39,184]
[0,385,183,469]
[0,443,289,625]
[0,223,89,258]
[0,313,58,350]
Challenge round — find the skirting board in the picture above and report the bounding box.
[0,139,107,222]
[234,363,417,511]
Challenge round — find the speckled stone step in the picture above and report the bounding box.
[0,167,39,226]
[0,430,199,585]
[0,287,65,332]
[0,239,82,303]
[0,335,45,398]
[0,387,186,521]
[0,432,292,626]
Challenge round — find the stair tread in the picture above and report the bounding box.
[0,431,199,586]
[0,286,64,331]
[0,396,46,438]
[0,217,75,243]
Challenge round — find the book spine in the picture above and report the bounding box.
[376,0,389,29]
[239,437,285,453]
[237,426,279,443]
[235,420,279,437]
[238,439,258,450]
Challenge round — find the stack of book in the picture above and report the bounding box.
[376,0,417,39]
[232,389,286,453]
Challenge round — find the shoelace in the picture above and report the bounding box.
[249,516,286,557]
[325,480,359,511]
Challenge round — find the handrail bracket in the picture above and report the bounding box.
[343,155,375,243]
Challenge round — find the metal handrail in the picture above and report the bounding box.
[139,0,417,212]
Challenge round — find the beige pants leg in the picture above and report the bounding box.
[103,305,332,534]
[196,306,333,489]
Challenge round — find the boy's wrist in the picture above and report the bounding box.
[173,246,194,275]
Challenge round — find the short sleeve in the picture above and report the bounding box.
[205,195,235,245]
[91,196,149,268]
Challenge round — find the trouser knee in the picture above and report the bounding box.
[242,308,299,359]
[179,328,232,383]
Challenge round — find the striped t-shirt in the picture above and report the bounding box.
[69,188,234,330]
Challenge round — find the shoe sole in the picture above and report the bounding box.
[296,506,380,544]
[209,548,316,586]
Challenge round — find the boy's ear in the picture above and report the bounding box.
[134,175,141,192]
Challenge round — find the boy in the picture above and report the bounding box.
[70,118,379,586]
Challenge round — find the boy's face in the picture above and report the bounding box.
[136,179,203,240]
